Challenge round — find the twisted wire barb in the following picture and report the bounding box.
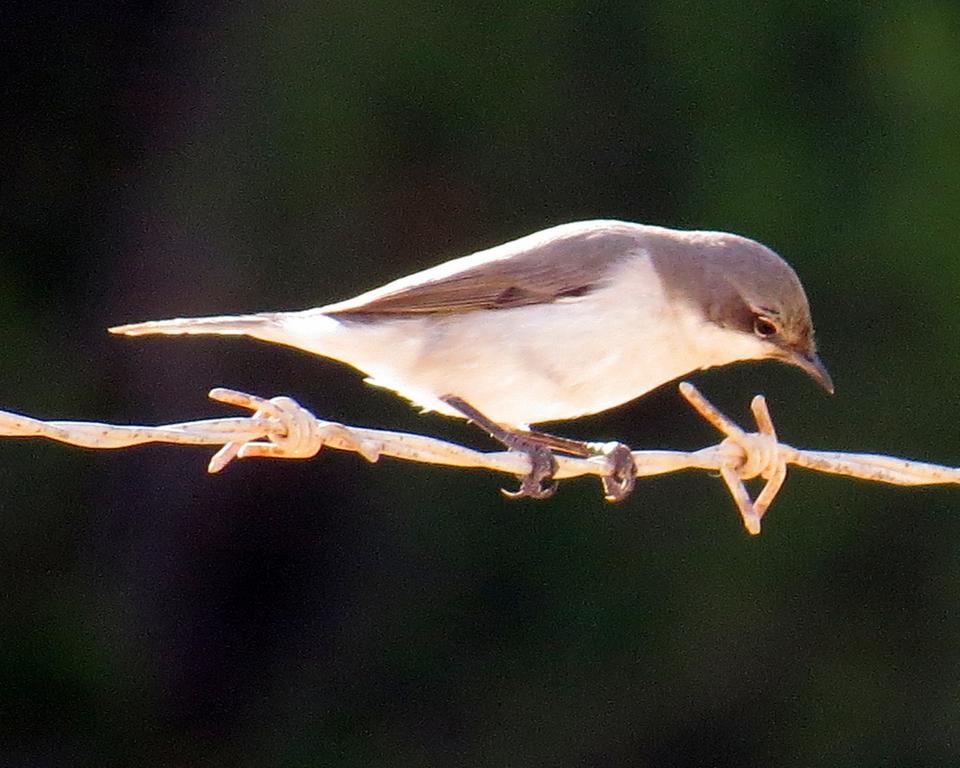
[1,382,958,535]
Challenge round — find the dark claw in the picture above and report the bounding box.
[437,395,562,499]
[600,443,637,502]
[501,442,558,500]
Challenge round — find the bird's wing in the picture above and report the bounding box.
[322,221,644,317]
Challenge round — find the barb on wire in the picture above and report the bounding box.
[1,382,958,535]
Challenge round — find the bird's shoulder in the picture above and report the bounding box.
[321,220,652,317]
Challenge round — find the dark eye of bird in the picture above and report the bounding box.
[753,316,779,338]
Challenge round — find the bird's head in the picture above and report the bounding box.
[651,229,833,393]
[737,292,833,394]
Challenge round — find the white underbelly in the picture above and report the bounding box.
[392,299,691,425]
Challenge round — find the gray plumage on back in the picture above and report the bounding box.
[321,220,641,317]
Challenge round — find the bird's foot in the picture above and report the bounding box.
[439,394,559,500]
[498,435,559,500]
[517,429,638,502]
[592,442,637,502]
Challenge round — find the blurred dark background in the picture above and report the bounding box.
[3,2,960,766]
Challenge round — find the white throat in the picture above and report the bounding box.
[672,307,773,372]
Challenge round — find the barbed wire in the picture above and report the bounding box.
[1,382,957,534]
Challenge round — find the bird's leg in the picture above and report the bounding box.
[439,396,636,501]
[519,429,637,502]
[440,395,558,499]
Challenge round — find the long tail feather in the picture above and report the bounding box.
[109,313,281,337]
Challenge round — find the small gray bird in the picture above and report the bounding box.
[110,220,832,500]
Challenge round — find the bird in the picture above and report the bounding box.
[110,220,832,500]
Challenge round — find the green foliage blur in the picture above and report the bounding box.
[2,3,960,766]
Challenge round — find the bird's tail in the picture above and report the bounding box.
[108,310,345,359]
[109,312,284,339]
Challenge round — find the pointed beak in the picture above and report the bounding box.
[790,350,834,394]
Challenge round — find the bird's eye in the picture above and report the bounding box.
[753,316,779,338]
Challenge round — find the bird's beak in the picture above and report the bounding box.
[789,350,834,394]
